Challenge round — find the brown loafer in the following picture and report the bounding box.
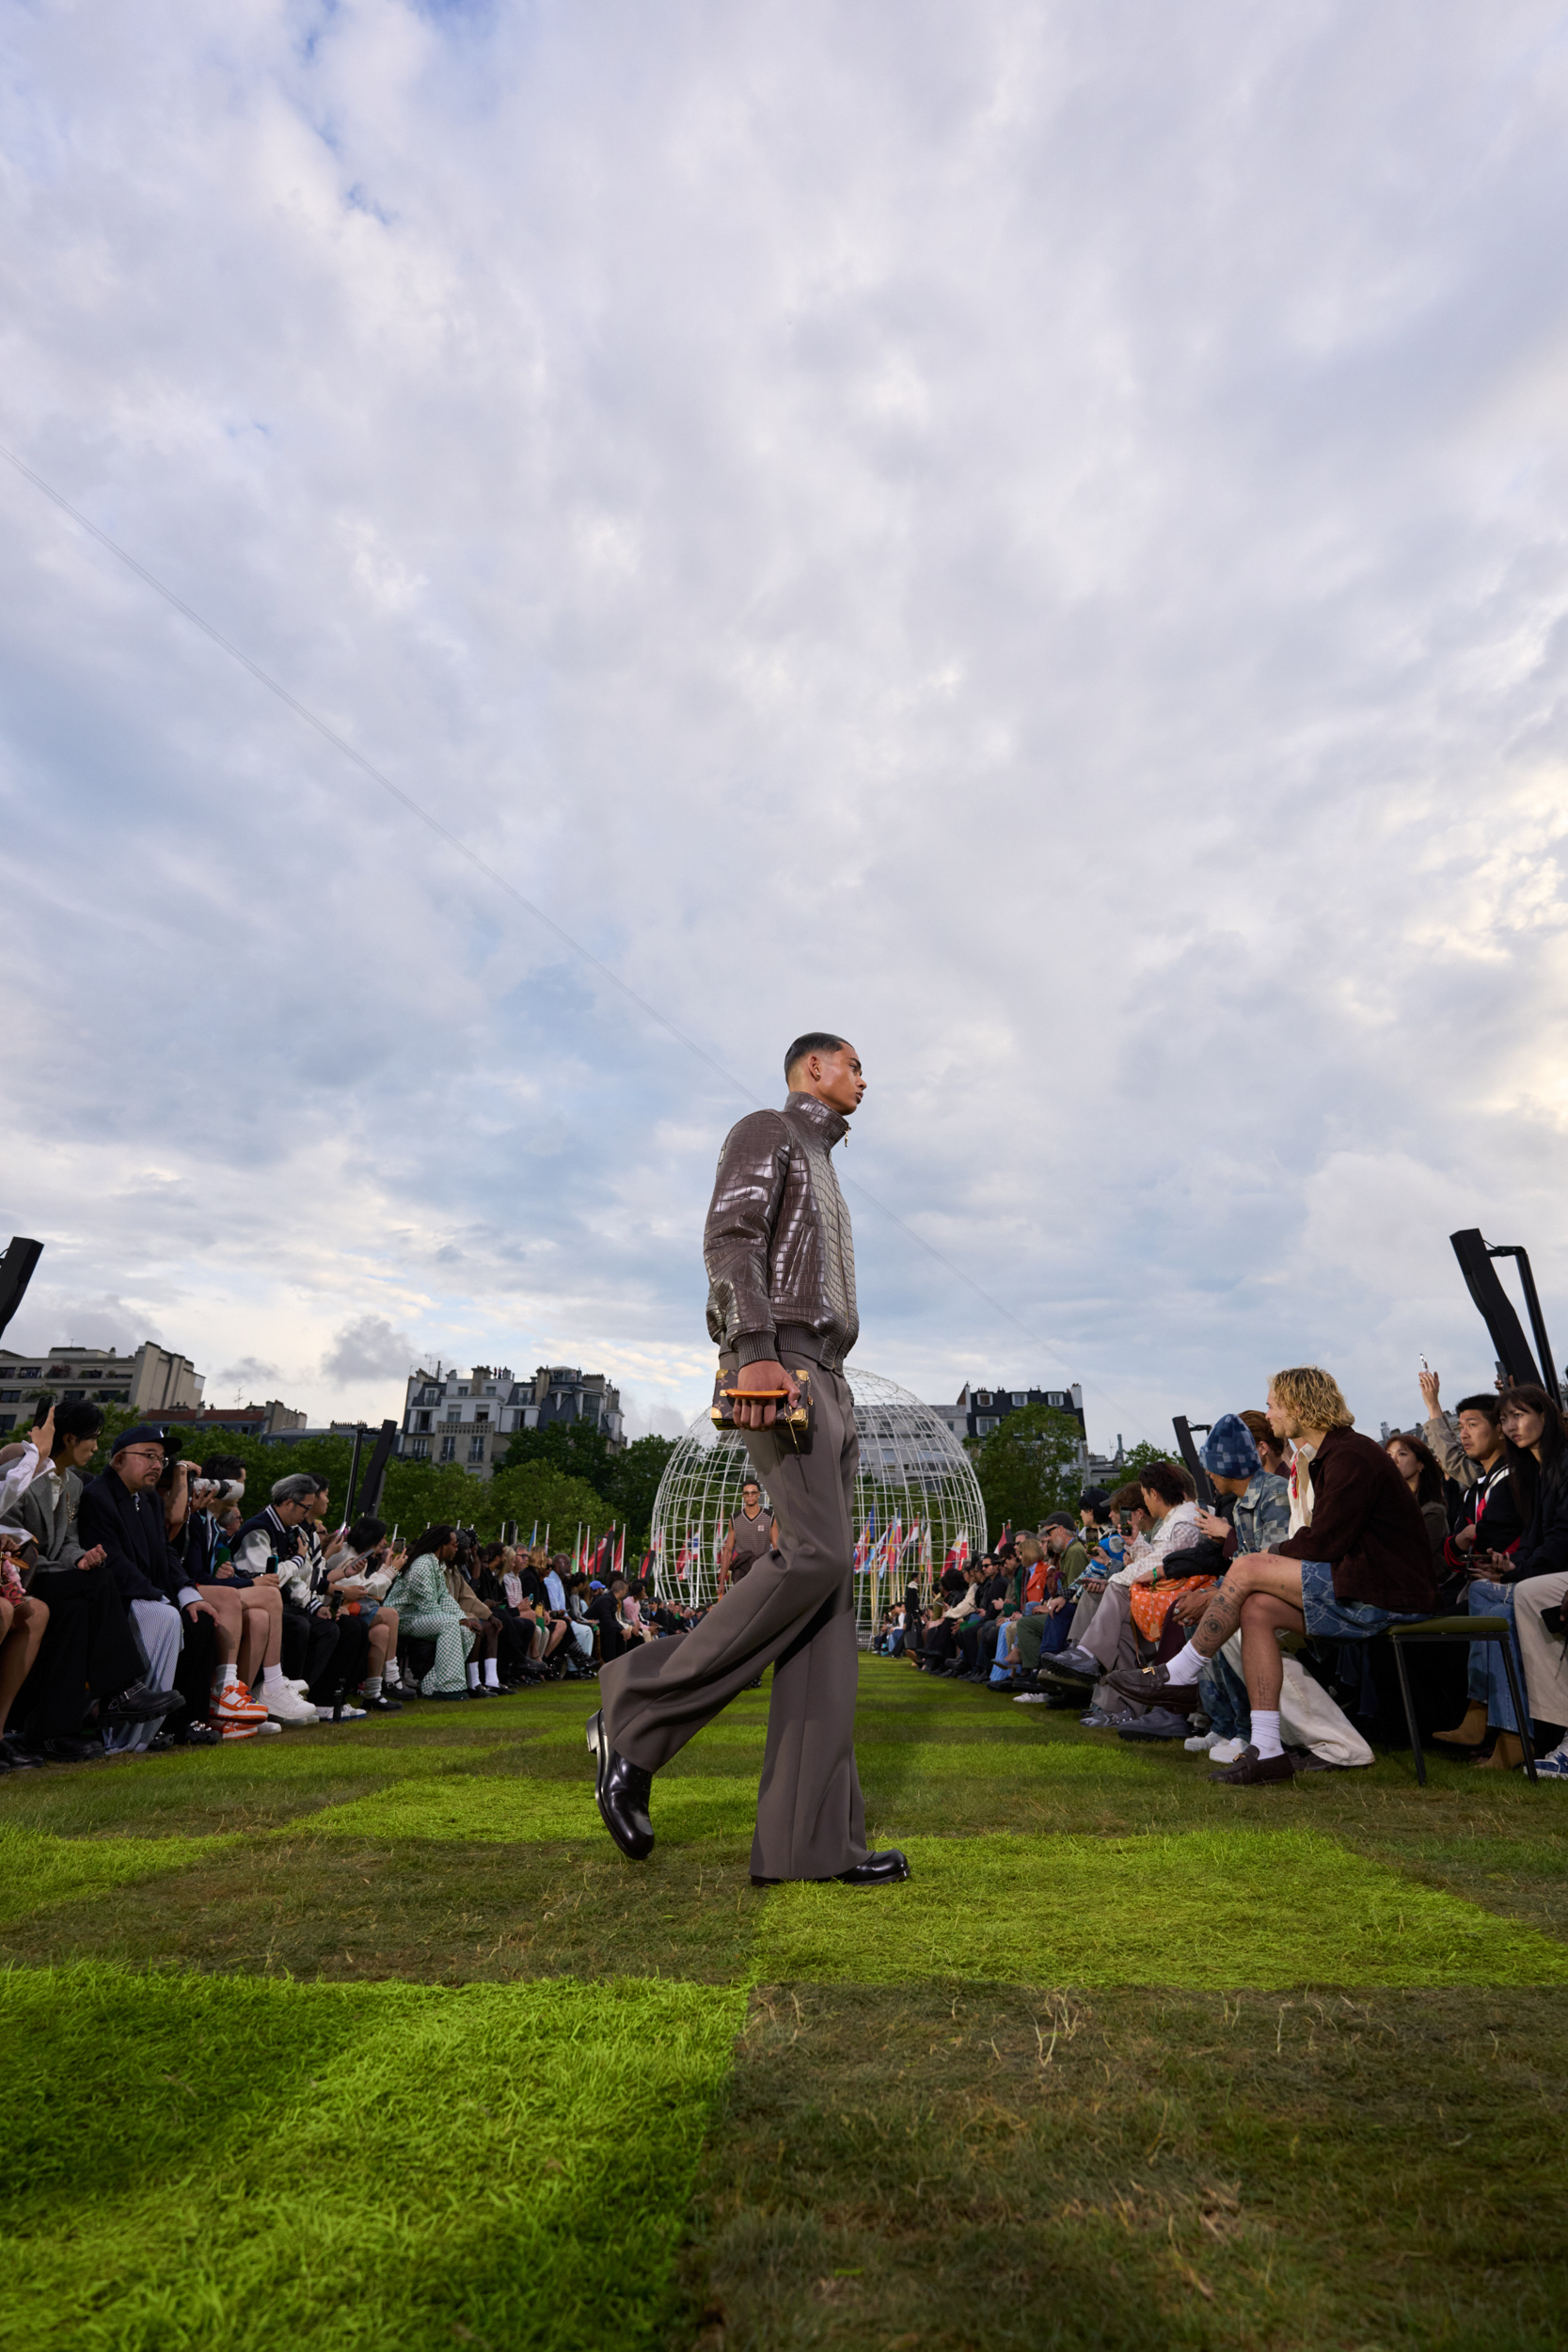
[1210,1744,1297,1786]
[1103,1661,1202,1711]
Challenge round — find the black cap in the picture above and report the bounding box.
[1041,1512,1076,1532]
[111,1423,168,1455]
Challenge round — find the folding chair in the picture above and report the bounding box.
[1387,1614,1539,1787]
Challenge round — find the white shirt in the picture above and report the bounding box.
[0,1440,42,1519]
[544,1569,566,1612]
[1112,1499,1205,1587]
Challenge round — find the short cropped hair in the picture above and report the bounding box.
[200,1453,247,1482]
[270,1470,319,1506]
[54,1400,105,1443]
[784,1031,847,1082]
[1456,1392,1502,1422]
[1269,1366,1354,1430]
[348,1517,386,1551]
[1110,1481,1145,1514]
[1137,1460,1189,1508]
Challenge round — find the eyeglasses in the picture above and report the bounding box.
[119,1448,166,1464]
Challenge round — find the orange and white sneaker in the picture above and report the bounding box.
[212,1681,269,1726]
[219,1719,260,1741]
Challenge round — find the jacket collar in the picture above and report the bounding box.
[784,1089,849,1149]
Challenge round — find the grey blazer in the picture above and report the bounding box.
[7,1467,86,1571]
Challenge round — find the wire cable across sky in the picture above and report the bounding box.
[0,436,1134,1427]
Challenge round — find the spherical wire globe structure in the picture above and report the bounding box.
[648,1366,989,1645]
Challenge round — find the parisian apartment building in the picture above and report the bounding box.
[399,1362,626,1481]
[927,1382,1087,1447]
[0,1341,205,1433]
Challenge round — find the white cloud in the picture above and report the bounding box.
[320,1315,419,1387]
[3,1,1568,1450]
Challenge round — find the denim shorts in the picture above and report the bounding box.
[1298,1558,1429,1642]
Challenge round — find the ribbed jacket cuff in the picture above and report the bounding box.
[734,1329,779,1367]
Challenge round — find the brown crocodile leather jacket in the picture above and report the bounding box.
[704,1091,859,1370]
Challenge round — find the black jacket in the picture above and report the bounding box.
[1513,1465,1568,1585]
[78,1470,184,1609]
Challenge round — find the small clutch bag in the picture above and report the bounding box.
[711,1365,814,1449]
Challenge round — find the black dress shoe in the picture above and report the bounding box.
[359,1692,404,1712]
[753,1848,912,1888]
[103,1681,184,1725]
[0,1735,41,1769]
[835,1849,911,1886]
[588,1709,654,1860]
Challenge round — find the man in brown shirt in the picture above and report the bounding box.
[719,1479,776,1592]
[1105,1364,1436,1785]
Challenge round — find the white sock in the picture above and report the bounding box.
[483,1659,499,1688]
[213,1668,240,1693]
[384,1661,401,1687]
[1164,1641,1205,1686]
[467,1662,480,1689]
[261,1664,286,1692]
[1251,1708,1282,1760]
[362,1676,383,1699]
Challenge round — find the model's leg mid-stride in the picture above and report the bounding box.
[589,1033,909,1889]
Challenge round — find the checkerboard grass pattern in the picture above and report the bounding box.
[3,1658,1566,2349]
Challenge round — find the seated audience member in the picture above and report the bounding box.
[1385,1430,1449,1565]
[1181,1412,1291,1761]
[168,1458,274,1736]
[385,1526,475,1698]
[1239,1409,1292,1484]
[0,1539,50,1769]
[469,1543,535,1683]
[444,1536,511,1693]
[1418,1365,1483,1493]
[1102,1367,1436,1785]
[1426,1393,1528,1624]
[1039,1463,1217,1733]
[78,1424,223,1756]
[916,1565,978,1671]
[232,1475,338,1722]
[1450,1384,1568,1773]
[1011,1523,1090,1680]
[567,1571,605,1664]
[1,1400,167,1756]
[547,1551,594,1669]
[952,1550,1016,1679]
[1055,1484,1145,1647]
[321,1517,406,1712]
[0,1401,56,1520]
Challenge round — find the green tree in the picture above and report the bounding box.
[966,1406,1086,1542]
[484,1462,614,1551]
[1118,1439,1186,1486]
[601,1436,676,1554]
[499,1421,617,1495]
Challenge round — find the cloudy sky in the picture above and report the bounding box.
[4,0,1568,1449]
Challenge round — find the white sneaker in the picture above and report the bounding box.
[1013,1692,1049,1705]
[1533,1747,1568,1780]
[262,1684,321,1725]
[1208,1737,1246,1765]
[254,1719,283,1735]
[315,1702,367,1722]
[1184,1730,1219,1753]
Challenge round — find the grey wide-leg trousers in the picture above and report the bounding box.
[598,1359,869,1882]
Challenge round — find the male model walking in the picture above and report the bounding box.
[589,1033,909,1888]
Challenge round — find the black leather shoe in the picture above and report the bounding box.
[103,1681,184,1725]
[835,1849,911,1886]
[359,1692,404,1712]
[588,1709,654,1860]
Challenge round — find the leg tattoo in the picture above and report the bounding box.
[1193,1586,1243,1659]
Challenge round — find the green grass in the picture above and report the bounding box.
[1,1964,747,2352]
[4,1656,1568,2349]
[755,1826,1568,1986]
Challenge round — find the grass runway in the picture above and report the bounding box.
[3,1658,1567,2350]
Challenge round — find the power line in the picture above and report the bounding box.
[0,437,1131,1423]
